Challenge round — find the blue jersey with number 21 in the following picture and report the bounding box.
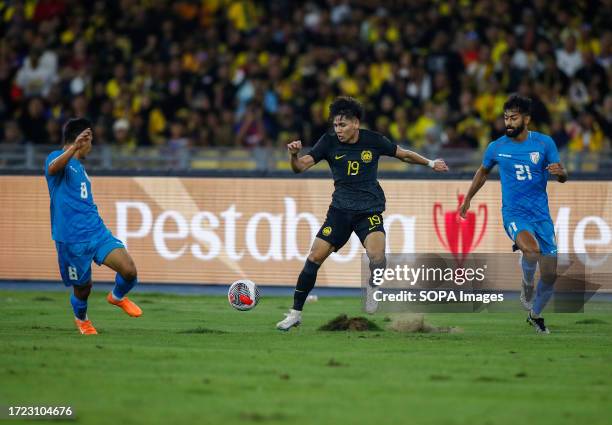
[482,131,560,222]
[45,150,106,243]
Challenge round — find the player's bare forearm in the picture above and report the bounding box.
[459,166,489,218]
[395,147,449,171]
[465,166,489,202]
[290,153,303,173]
[289,153,315,173]
[396,147,428,165]
[47,145,78,175]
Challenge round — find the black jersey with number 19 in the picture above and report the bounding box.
[308,129,398,213]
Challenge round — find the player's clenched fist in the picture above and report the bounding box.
[546,163,564,176]
[432,159,449,172]
[287,140,302,155]
[74,128,92,150]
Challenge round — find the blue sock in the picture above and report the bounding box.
[521,256,537,285]
[532,279,554,316]
[70,294,88,320]
[112,273,137,300]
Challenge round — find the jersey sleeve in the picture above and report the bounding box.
[544,135,560,165]
[482,142,497,170]
[308,134,331,164]
[45,151,63,176]
[378,134,398,157]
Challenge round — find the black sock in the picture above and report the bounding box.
[292,259,321,311]
[368,259,387,287]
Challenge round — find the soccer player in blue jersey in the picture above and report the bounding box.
[460,94,567,334]
[45,118,143,335]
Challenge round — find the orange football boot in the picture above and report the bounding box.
[106,292,143,317]
[75,318,98,335]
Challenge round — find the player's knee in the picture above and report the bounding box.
[307,246,330,264]
[306,252,325,265]
[121,261,138,282]
[521,245,540,258]
[74,281,92,299]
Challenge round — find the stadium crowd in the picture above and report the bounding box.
[0,0,611,163]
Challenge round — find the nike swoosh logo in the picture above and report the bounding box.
[369,226,378,231]
[335,155,346,160]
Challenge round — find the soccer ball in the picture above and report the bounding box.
[228,280,260,311]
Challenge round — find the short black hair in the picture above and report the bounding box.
[503,94,532,116]
[329,96,364,121]
[63,118,92,144]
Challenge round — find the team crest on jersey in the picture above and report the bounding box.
[361,150,372,163]
[530,152,540,164]
[322,226,332,236]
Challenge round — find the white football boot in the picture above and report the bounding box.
[276,309,302,331]
[365,284,379,314]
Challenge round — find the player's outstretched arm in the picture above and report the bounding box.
[287,140,316,173]
[459,165,490,218]
[394,147,449,172]
[546,162,568,183]
[47,129,91,175]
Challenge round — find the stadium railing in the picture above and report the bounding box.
[1,143,611,178]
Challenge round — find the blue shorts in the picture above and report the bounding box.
[55,230,125,287]
[503,216,557,256]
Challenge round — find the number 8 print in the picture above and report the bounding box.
[80,182,88,198]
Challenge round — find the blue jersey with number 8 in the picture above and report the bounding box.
[45,150,106,242]
[482,131,560,222]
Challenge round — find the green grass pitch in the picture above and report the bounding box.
[1,290,611,425]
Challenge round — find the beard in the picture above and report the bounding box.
[505,123,525,138]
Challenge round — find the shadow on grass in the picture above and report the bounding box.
[177,327,227,335]
[575,318,608,325]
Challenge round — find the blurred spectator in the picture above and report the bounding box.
[18,97,49,144]
[598,95,612,140]
[46,119,62,145]
[1,120,24,145]
[551,120,570,151]
[556,35,583,78]
[568,112,605,153]
[15,48,58,97]
[236,103,268,148]
[167,121,191,151]
[112,118,137,153]
[275,104,303,147]
[215,110,238,147]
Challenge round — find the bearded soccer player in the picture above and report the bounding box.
[45,118,142,335]
[276,96,449,331]
[460,94,567,334]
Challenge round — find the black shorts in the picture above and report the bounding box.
[316,206,385,251]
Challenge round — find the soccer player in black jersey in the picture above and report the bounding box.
[277,96,448,330]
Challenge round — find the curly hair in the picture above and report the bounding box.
[329,96,364,121]
[503,94,532,116]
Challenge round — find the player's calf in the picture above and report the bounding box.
[365,257,386,314]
